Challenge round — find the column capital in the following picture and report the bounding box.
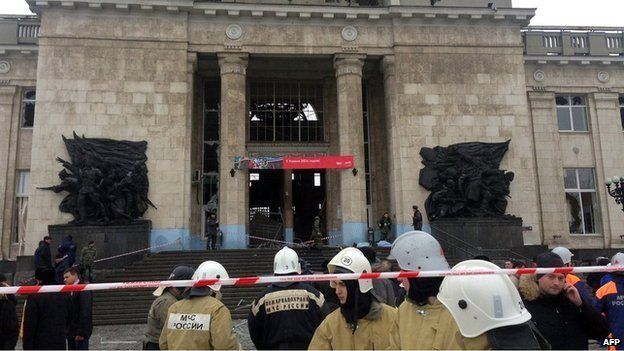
[217,52,249,76]
[380,55,395,79]
[334,54,365,78]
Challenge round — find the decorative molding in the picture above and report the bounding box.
[532,70,545,82]
[0,80,10,85]
[224,44,242,51]
[597,71,610,83]
[217,53,249,76]
[334,55,364,78]
[225,24,243,40]
[0,61,10,74]
[341,26,358,42]
[531,86,547,91]
[341,46,358,52]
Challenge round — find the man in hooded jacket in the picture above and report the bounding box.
[519,252,609,350]
[308,248,399,350]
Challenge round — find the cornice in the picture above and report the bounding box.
[27,1,534,25]
[524,56,624,66]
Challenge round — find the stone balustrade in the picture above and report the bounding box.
[524,28,624,57]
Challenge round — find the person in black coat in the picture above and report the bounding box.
[0,273,18,350]
[34,237,53,269]
[63,267,92,350]
[518,252,609,350]
[23,268,71,350]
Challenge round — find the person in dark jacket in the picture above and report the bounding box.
[518,252,609,350]
[59,235,78,267]
[63,267,92,350]
[23,267,71,350]
[34,236,53,269]
[587,256,611,294]
[205,212,219,250]
[412,205,423,230]
[54,251,69,284]
[248,247,325,350]
[0,273,18,350]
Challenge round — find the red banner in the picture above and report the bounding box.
[283,156,354,169]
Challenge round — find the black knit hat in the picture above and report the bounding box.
[535,252,564,279]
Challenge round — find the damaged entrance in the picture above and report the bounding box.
[249,169,325,246]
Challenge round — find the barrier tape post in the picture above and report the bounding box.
[3,265,624,295]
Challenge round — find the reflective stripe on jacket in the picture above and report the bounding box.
[159,294,239,350]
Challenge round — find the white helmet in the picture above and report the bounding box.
[552,247,574,265]
[389,231,449,271]
[328,247,373,293]
[274,247,301,275]
[438,260,531,338]
[612,252,624,266]
[192,261,229,292]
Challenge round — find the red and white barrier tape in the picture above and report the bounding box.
[3,265,623,295]
[94,238,183,263]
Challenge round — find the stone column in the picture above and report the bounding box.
[0,86,17,258]
[217,53,248,249]
[593,92,624,246]
[283,170,294,243]
[334,54,367,245]
[381,55,410,237]
[527,91,568,245]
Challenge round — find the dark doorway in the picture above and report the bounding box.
[292,170,325,241]
[249,170,284,245]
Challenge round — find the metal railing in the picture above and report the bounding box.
[523,28,624,57]
[429,223,530,262]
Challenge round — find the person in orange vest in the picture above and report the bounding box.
[595,253,624,351]
[552,246,594,303]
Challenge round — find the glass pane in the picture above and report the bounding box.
[564,169,577,189]
[24,89,36,100]
[22,102,35,127]
[565,192,583,234]
[577,169,595,190]
[620,107,624,130]
[571,107,588,131]
[203,143,219,173]
[580,192,600,234]
[557,107,572,131]
[204,81,220,111]
[556,96,569,106]
[571,96,585,106]
[619,96,624,105]
[204,111,219,141]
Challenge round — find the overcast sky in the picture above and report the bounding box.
[0,0,623,27]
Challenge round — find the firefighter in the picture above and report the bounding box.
[390,230,489,349]
[159,261,239,350]
[438,260,551,350]
[308,247,399,350]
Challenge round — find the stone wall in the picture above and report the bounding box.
[391,24,541,243]
[25,9,192,253]
[0,52,37,259]
[525,64,624,249]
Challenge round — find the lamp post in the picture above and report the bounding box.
[605,176,624,212]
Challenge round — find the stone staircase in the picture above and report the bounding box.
[91,248,341,325]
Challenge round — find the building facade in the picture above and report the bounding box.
[0,0,622,259]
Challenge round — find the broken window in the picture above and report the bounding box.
[564,168,601,234]
[12,170,29,243]
[21,88,36,128]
